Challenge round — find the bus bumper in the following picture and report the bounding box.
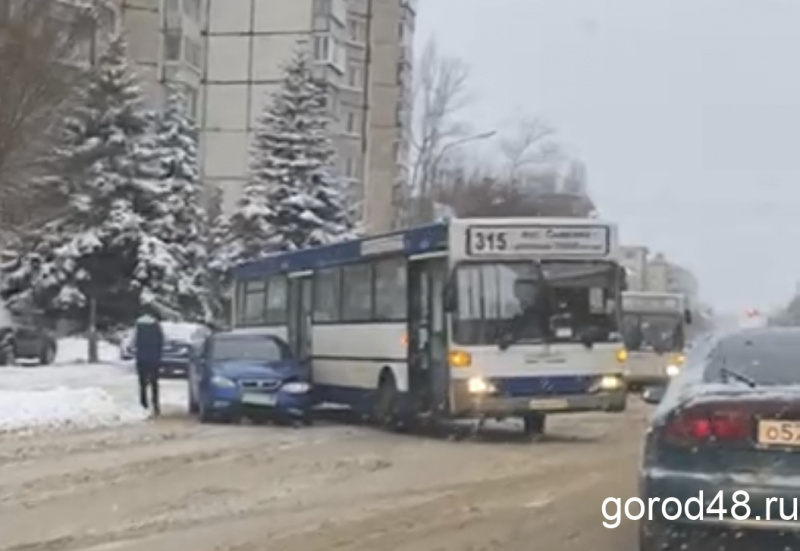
[450,382,627,417]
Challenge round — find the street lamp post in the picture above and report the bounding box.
[427,130,497,193]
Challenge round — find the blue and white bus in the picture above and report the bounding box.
[230,217,629,436]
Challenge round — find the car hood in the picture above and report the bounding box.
[210,360,302,380]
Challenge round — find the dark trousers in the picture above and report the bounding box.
[136,363,160,415]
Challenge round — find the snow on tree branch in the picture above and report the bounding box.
[225,46,357,263]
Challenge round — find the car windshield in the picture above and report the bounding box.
[703,332,800,386]
[451,260,621,346]
[622,313,684,352]
[211,337,287,362]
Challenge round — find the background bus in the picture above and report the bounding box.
[620,291,692,388]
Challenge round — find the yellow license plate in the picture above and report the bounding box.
[757,420,800,446]
[529,399,569,411]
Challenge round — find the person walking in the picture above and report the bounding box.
[135,308,164,417]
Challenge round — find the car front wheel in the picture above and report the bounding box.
[39,345,56,365]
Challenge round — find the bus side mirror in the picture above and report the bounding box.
[685,309,693,325]
[443,283,456,312]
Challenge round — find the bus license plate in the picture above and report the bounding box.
[529,398,568,411]
[242,393,277,407]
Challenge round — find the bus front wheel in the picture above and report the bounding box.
[523,412,546,439]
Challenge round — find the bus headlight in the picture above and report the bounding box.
[467,377,495,394]
[599,375,623,390]
[616,348,628,363]
[666,364,680,377]
[448,349,472,368]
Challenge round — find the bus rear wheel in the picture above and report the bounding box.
[373,375,401,431]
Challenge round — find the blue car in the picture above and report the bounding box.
[639,327,800,550]
[188,330,313,425]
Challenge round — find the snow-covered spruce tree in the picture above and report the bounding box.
[228,48,357,261]
[146,89,209,321]
[0,35,179,330]
[206,185,235,323]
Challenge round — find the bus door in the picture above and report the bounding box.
[407,257,449,414]
[287,273,313,367]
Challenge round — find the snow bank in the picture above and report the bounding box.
[56,337,120,365]
[0,386,147,434]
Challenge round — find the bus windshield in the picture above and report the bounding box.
[540,261,621,344]
[622,313,684,352]
[452,262,543,346]
[451,261,621,346]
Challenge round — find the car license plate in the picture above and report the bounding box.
[529,398,569,411]
[241,393,277,407]
[758,420,800,447]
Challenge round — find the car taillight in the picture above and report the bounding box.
[663,407,752,445]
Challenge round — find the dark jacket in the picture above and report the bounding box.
[135,315,164,368]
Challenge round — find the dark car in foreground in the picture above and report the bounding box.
[640,327,800,550]
[120,322,210,377]
[188,330,313,425]
[0,323,57,366]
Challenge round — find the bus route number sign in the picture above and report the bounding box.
[467,229,509,253]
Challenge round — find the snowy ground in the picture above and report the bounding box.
[0,337,648,550]
[0,337,186,434]
[0,401,648,551]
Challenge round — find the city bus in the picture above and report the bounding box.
[230,217,629,437]
[620,291,692,389]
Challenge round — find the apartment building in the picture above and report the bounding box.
[101,0,410,233]
[201,0,414,233]
[114,0,204,111]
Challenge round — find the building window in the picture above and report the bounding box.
[165,0,179,13]
[183,0,202,21]
[184,36,202,68]
[347,64,363,88]
[330,0,347,24]
[346,111,357,133]
[345,158,355,178]
[313,267,341,322]
[348,18,366,43]
[341,264,373,321]
[184,86,199,119]
[163,29,182,61]
[313,35,330,63]
[374,258,407,321]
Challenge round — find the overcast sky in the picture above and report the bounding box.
[415,0,800,313]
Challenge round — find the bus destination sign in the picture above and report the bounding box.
[465,225,610,257]
[623,295,682,313]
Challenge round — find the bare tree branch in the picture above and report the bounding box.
[408,38,472,200]
[499,117,563,185]
[0,1,101,234]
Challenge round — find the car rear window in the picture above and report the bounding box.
[703,332,800,385]
[211,337,287,362]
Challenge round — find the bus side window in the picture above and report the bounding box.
[313,268,341,322]
[374,258,407,321]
